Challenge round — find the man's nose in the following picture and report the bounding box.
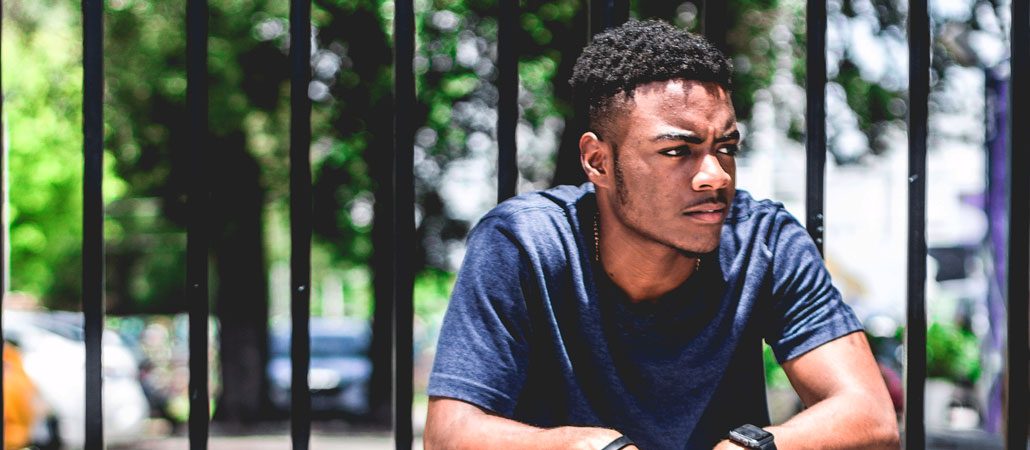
[692,153,731,191]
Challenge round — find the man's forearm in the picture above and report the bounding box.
[425,397,634,450]
[761,391,898,449]
[717,332,900,450]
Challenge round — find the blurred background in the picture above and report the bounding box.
[0,0,1018,448]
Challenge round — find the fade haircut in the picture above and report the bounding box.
[569,20,733,141]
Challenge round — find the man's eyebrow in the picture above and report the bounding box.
[651,129,740,144]
[652,131,704,144]
[715,130,741,143]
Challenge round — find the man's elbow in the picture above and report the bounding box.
[835,388,899,449]
[424,408,461,450]
[868,397,901,449]
[874,417,901,449]
[424,397,480,450]
[423,428,449,450]
[424,416,464,450]
[423,422,445,450]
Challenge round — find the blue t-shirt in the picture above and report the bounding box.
[428,184,862,450]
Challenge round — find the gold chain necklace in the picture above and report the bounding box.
[593,212,701,272]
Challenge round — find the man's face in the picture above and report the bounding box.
[601,79,738,255]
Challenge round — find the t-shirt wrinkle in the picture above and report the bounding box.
[428,183,863,450]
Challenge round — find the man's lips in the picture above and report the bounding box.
[684,202,727,213]
[683,202,728,223]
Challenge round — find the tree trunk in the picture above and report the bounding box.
[367,98,396,425]
[210,132,271,423]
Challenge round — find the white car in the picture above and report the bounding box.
[4,311,149,449]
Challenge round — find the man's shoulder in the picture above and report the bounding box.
[721,190,807,255]
[726,189,791,224]
[477,183,593,231]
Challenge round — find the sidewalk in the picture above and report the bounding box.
[129,427,1009,450]
[127,401,430,449]
[129,432,425,450]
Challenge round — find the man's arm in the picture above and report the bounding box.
[425,397,638,450]
[715,332,899,450]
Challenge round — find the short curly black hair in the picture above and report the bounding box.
[570,20,733,137]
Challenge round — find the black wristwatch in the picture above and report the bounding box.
[727,424,776,449]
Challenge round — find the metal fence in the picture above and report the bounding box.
[0,0,1026,449]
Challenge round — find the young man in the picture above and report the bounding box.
[424,20,899,450]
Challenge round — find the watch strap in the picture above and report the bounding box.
[600,434,635,450]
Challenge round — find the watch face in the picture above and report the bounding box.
[729,424,773,447]
[733,425,769,441]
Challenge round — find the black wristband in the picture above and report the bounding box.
[600,435,635,450]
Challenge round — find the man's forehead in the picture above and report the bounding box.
[595,79,734,141]
[609,78,727,102]
[632,79,730,107]
[620,80,735,130]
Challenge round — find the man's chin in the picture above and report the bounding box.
[675,241,719,258]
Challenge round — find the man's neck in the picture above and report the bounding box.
[596,213,699,303]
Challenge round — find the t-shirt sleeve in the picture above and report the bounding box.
[426,217,532,417]
[764,211,863,363]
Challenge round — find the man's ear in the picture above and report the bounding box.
[579,132,612,188]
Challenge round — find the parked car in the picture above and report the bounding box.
[267,317,372,417]
[3,311,149,449]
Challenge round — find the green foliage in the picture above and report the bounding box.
[414,268,456,321]
[836,62,899,136]
[103,0,289,313]
[105,198,187,313]
[763,343,791,389]
[924,322,982,383]
[891,321,982,384]
[2,1,127,307]
[727,1,781,121]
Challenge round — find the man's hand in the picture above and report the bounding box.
[763,331,900,449]
[712,439,746,450]
[424,397,638,450]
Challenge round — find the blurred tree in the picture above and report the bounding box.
[1,0,127,309]
[104,0,400,423]
[304,0,395,421]
[103,0,291,422]
[101,0,406,422]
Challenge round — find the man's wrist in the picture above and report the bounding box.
[599,434,635,450]
[762,425,785,448]
[553,426,627,450]
[714,439,748,450]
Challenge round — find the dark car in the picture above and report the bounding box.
[267,318,372,417]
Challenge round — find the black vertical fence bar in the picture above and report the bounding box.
[1006,0,1029,448]
[702,0,727,51]
[580,0,629,187]
[497,0,518,203]
[393,0,415,448]
[804,0,826,255]
[588,0,629,37]
[904,0,928,447]
[186,0,210,448]
[82,0,105,448]
[289,0,313,448]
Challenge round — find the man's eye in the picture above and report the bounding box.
[660,147,690,157]
[718,144,740,156]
